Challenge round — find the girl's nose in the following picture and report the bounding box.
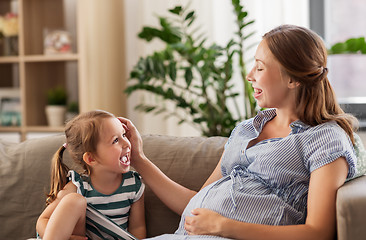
[121,138,131,149]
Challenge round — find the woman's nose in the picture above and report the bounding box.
[246,72,254,82]
[246,68,255,82]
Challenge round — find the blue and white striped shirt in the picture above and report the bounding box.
[148,109,357,240]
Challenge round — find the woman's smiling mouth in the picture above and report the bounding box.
[253,88,263,98]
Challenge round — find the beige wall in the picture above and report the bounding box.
[78,0,126,117]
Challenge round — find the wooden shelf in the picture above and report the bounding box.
[0,1,127,142]
[23,54,79,62]
[0,126,22,132]
[0,54,79,63]
[0,56,20,63]
[0,0,80,141]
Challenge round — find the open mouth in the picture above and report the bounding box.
[254,88,262,94]
[119,154,130,166]
[253,88,262,98]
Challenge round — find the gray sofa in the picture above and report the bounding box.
[0,134,365,240]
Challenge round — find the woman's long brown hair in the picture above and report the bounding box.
[263,25,358,144]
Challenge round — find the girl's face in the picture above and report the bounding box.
[94,117,131,174]
[246,40,296,109]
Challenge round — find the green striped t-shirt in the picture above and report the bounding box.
[68,170,144,239]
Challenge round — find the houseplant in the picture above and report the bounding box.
[125,0,257,137]
[328,37,366,54]
[45,86,67,126]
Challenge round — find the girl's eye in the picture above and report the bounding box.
[257,68,263,71]
[113,138,119,144]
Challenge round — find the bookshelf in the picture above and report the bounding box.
[0,0,79,141]
[0,0,127,142]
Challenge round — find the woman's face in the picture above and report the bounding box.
[246,40,296,109]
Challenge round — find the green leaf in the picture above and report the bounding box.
[184,68,193,87]
[138,27,161,42]
[345,38,363,52]
[330,42,348,54]
[169,6,183,15]
[185,11,195,21]
[166,88,174,98]
[361,43,366,54]
[243,20,255,28]
[329,37,366,54]
[232,0,240,6]
[238,11,248,20]
[187,15,196,27]
[168,61,177,81]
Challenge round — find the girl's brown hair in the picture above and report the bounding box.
[46,110,115,204]
[263,24,358,143]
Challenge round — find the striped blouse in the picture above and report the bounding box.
[68,170,144,239]
[147,108,357,240]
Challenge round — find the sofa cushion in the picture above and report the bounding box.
[141,134,227,237]
[352,133,366,179]
[0,134,69,240]
[336,175,366,240]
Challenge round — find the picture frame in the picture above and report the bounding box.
[44,29,72,55]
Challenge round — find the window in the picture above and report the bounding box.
[313,0,366,127]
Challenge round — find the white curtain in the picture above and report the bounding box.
[123,0,309,136]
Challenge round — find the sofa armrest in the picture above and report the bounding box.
[337,175,366,240]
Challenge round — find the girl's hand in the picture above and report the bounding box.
[117,117,145,165]
[184,208,225,236]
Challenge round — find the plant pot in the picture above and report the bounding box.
[45,105,66,127]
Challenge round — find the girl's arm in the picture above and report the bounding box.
[128,194,146,239]
[185,157,348,240]
[118,117,223,215]
[36,182,77,238]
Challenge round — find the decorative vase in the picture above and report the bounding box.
[3,36,18,56]
[45,105,66,127]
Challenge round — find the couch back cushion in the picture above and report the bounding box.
[0,134,69,240]
[142,134,227,237]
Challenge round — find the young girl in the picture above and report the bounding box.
[36,110,146,240]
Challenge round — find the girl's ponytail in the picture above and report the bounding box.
[46,145,70,205]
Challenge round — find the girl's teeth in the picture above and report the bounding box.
[121,156,127,163]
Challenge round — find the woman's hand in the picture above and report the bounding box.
[117,117,145,166]
[184,208,225,236]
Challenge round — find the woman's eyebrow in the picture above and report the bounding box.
[255,58,265,64]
